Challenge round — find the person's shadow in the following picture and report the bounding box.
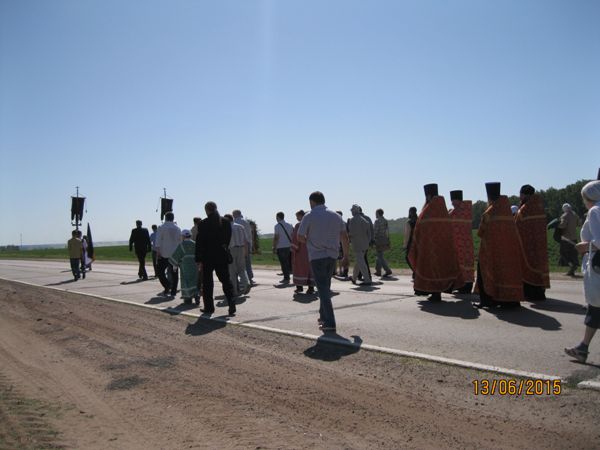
[417,298,480,320]
[350,284,381,292]
[145,296,174,305]
[185,317,227,336]
[303,335,363,362]
[492,306,562,331]
[380,276,400,281]
[165,302,197,315]
[216,296,248,307]
[45,279,77,286]
[120,279,145,285]
[292,292,319,304]
[529,298,586,316]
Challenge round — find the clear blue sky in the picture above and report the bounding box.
[0,0,598,245]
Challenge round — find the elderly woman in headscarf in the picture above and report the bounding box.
[564,181,600,363]
[169,229,200,305]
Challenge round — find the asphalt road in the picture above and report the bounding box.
[1,259,598,386]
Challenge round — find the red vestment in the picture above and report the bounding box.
[449,200,475,287]
[475,196,524,303]
[515,194,550,288]
[408,196,459,293]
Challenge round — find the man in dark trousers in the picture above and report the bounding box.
[195,201,236,316]
[129,220,152,280]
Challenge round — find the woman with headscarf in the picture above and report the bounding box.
[292,210,315,294]
[564,180,600,363]
[169,229,200,305]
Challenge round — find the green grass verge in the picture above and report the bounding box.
[0,231,568,272]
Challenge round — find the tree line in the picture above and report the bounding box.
[471,179,591,229]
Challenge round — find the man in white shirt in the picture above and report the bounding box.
[224,214,250,296]
[348,204,373,285]
[155,212,181,297]
[233,210,254,284]
[273,211,294,284]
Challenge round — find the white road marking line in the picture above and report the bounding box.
[5,276,599,388]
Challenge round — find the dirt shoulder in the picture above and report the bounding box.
[0,280,598,449]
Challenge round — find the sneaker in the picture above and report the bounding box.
[564,346,588,363]
[383,272,393,278]
[374,272,382,277]
[294,286,303,293]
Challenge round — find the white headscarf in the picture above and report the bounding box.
[181,229,192,238]
[562,203,572,212]
[582,180,600,203]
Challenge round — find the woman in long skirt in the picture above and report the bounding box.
[291,210,315,294]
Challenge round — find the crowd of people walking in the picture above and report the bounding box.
[68,176,600,363]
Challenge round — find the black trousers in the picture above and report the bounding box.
[136,250,148,278]
[202,260,234,311]
[157,257,178,295]
[276,247,292,280]
[151,250,158,277]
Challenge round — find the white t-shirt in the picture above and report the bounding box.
[274,221,293,249]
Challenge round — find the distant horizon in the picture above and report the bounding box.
[3,174,593,248]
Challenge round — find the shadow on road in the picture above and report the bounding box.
[379,276,400,281]
[293,292,318,304]
[185,317,227,336]
[145,296,174,305]
[272,283,294,289]
[417,298,480,320]
[565,365,600,386]
[529,298,586,316]
[164,303,198,315]
[120,279,146,285]
[303,334,363,362]
[216,296,248,307]
[350,285,381,292]
[45,279,77,286]
[493,306,562,331]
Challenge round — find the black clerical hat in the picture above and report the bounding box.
[485,182,501,201]
[423,183,438,197]
[450,190,463,201]
[520,184,535,196]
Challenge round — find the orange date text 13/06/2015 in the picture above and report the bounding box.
[473,379,562,396]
